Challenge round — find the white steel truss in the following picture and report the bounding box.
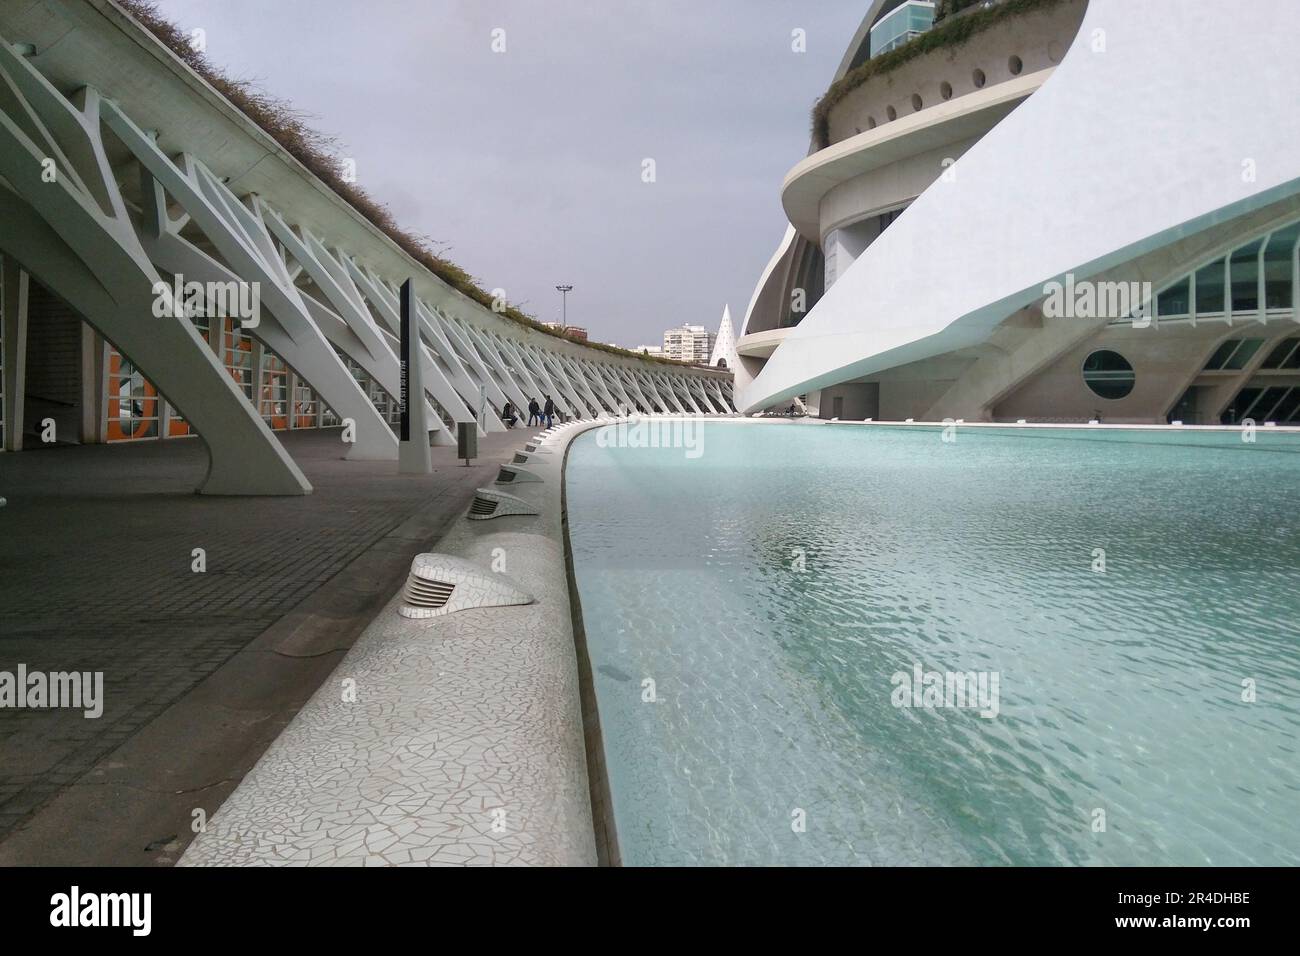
[0,32,733,491]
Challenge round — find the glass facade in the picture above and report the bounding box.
[1203,338,1264,371]
[1261,337,1300,369]
[101,318,340,443]
[1132,217,1300,425]
[1145,218,1300,324]
[1222,385,1300,425]
[870,1,936,57]
[105,349,159,440]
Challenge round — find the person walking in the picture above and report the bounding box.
[543,395,556,428]
[527,397,540,427]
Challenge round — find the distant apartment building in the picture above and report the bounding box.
[662,324,716,364]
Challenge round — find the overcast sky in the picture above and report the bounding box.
[152,0,865,348]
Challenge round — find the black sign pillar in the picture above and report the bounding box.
[399,279,411,443]
[396,279,432,474]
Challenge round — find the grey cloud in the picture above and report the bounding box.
[157,0,863,343]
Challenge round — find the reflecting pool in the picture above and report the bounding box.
[565,422,1300,865]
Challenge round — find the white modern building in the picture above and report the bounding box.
[737,0,1300,425]
[0,1,734,495]
[663,324,716,365]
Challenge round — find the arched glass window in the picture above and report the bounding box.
[1157,278,1190,318]
[1230,239,1263,314]
[1263,223,1300,310]
[1194,259,1226,314]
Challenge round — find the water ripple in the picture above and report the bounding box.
[567,423,1300,865]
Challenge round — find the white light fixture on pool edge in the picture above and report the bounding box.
[495,465,543,485]
[468,488,540,520]
[399,553,534,619]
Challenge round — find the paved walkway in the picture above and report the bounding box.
[180,422,598,867]
[0,428,521,864]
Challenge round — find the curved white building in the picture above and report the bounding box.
[0,1,734,495]
[739,0,1300,426]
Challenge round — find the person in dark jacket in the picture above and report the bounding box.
[543,395,556,428]
[527,397,540,426]
[501,401,517,428]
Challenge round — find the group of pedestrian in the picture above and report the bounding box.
[526,395,557,428]
[501,395,557,429]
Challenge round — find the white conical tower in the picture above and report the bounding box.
[708,304,738,370]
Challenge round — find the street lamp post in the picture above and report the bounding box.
[555,284,573,332]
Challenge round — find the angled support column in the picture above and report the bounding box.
[689,376,721,413]
[677,375,706,413]
[708,377,734,412]
[490,335,553,409]
[650,371,688,413]
[349,267,487,433]
[458,322,531,413]
[594,362,638,413]
[543,350,599,417]
[616,367,655,412]
[552,353,605,415]
[415,300,501,433]
[504,340,573,417]
[433,309,514,417]
[104,105,398,461]
[0,46,308,493]
[261,205,392,369]
[570,358,622,414]
[531,349,583,416]
[474,327,543,410]
[630,368,668,412]
[341,258,477,441]
[259,205,455,443]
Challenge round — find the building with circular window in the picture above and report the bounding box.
[736,0,1300,425]
[1081,350,1135,400]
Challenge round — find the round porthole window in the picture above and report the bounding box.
[1008,55,1023,76]
[940,81,953,100]
[1082,349,1135,399]
[972,68,986,88]
[866,115,877,129]
[886,105,897,121]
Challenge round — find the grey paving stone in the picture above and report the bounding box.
[0,428,520,848]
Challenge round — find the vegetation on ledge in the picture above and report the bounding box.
[810,0,1070,149]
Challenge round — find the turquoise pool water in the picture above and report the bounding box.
[565,422,1300,866]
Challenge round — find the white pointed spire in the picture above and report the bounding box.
[709,304,738,370]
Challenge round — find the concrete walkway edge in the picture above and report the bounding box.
[179,420,622,866]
